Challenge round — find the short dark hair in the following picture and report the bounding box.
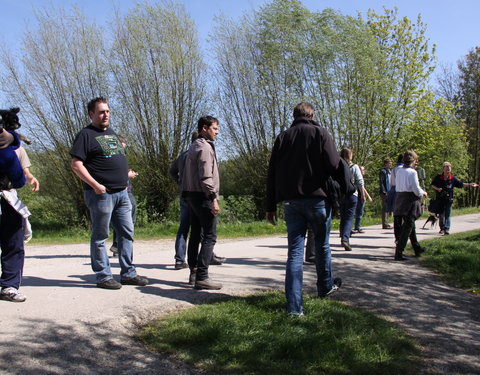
[87,97,108,114]
[384,158,392,165]
[293,102,315,119]
[340,147,353,161]
[397,153,404,164]
[197,116,218,132]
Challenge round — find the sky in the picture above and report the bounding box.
[0,0,479,105]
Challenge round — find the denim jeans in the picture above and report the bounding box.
[0,197,25,289]
[84,189,137,283]
[439,201,453,231]
[186,195,217,281]
[354,196,365,230]
[174,197,190,263]
[340,194,357,242]
[112,192,136,248]
[284,198,333,315]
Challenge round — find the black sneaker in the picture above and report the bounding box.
[175,262,188,270]
[414,247,426,257]
[120,275,148,286]
[210,255,225,265]
[444,231,450,235]
[97,279,122,290]
[319,278,342,298]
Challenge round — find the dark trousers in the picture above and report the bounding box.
[395,215,421,254]
[186,196,217,281]
[0,197,25,289]
[394,215,403,242]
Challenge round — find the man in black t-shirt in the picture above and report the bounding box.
[70,97,147,289]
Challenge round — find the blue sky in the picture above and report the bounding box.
[1,0,478,67]
[1,0,478,106]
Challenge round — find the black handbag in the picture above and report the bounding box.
[428,198,444,214]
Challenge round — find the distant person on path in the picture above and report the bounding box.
[379,158,392,229]
[169,132,226,270]
[353,165,372,234]
[0,129,27,302]
[431,162,478,235]
[339,148,364,251]
[266,102,343,316]
[70,97,148,289]
[109,135,138,258]
[181,116,222,290]
[393,150,427,261]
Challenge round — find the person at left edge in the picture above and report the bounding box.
[70,97,147,289]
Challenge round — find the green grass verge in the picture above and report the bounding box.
[415,229,480,295]
[139,291,420,375]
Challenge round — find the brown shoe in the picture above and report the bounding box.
[341,241,352,251]
[194,278,222,290]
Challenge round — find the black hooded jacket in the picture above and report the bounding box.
[266,117,341,211]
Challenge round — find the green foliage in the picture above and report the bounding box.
[139,292,420,375]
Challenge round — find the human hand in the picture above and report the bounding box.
[26,175,40,192]
[266,211,276,226]
[128,169,138,179]
[94,184,107,194]
[211,199,220,215]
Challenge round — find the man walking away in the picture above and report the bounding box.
[70,97,147,289]
[266,102,343,316]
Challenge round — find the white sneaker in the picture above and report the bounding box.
[0,287,27,302]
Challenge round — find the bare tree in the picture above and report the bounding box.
[0,6,111,224]
[110,1,209,218]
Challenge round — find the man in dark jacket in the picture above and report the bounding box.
[265,102,342,316]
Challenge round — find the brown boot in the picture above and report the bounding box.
[194,278,222,290]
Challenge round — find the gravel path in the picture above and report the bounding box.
[1,214,479,375]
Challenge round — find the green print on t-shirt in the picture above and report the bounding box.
[95,134,125,157]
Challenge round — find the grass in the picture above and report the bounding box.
[414,229,480,295]
[139,291,420,375]
[28,206,480,244]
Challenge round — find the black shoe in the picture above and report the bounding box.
[319,277,342,298]
[189,268,196,285]
[444,231,450,235]
[210,255,226,265]
[175,262,188,270]
[97,279,122,290]
[194,278,222,290]
[394,254,407,261]
[341,241,352,251]
[414,247,426,257]
[439,230,444,235]
[383,225,392,229]
[120,275,148,286]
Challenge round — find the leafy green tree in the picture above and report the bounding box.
[457,47,480,205]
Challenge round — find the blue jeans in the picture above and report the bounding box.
[174,197,190,263]
[340,194,357,242]
[112,192,136,248]
[84,189,137,283]
[354,196,365,230]
[439,201,453,231]
[284,198,333,315]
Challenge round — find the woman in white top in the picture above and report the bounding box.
[393,150,428,261]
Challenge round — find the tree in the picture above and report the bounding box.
[457,47,480,205]
[110,1,209,218]
[0,6,111,225]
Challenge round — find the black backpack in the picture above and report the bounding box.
[325,158,356,210]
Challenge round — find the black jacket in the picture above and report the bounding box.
[266,117,340,211]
